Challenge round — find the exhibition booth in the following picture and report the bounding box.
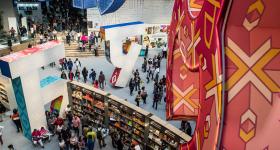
[0,41,68,139]
[98,22,169,87]
[100,21,145,87]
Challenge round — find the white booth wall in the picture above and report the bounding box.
[41,79,69,118]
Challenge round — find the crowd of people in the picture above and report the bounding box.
[59,58,106,90]
[42,104,142,150]
[129,54,166,110]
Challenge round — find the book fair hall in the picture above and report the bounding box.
[0,0,279,150]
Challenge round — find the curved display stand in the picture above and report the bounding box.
[101,22,144,87]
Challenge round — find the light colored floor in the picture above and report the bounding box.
[0,49,195,150]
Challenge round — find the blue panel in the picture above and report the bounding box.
[12,77,32,140]
[0,60,11,78]
[40,76,61,88]
[73,0,84,9]
[84,0,97,8]
[97,0,125,15]
[101,21,144,29]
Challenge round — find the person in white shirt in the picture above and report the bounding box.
[155,67,160,74]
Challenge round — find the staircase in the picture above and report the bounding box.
[64,42,105,57]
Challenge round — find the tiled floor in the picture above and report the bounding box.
[0,49,195,150]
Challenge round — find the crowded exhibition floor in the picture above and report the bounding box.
[0,50,195,149]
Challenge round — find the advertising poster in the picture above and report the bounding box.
[142,25,169,48]
[110,68,121,86]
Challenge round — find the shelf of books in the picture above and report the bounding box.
[0,82,9,108]
[68,81,191,150]
[69,81,108,128]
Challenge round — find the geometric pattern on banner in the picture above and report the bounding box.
[167,0,227,149]
[168,0,280,149]
[221,0,280,149]
[12,77,32,140]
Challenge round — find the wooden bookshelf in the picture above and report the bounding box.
[68,81,191,150]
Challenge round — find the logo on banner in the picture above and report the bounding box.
[110,68,121,85]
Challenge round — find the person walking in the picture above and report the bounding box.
[9,27,16,38]
[135,91,141,107]
[129,78,135,96]
[61,71,67,79]
[162,44,167,58]
[134,76,141,91]
[87,128,96,150]
[150,67,155,80]
[68,70,74,81]
[66,33,71,46]
[89,69,96,83]
[142,57,147,72]
[82,67,88,83]
[145,45,149,57]
[72,115,81,136]
[75,69,81,81]
[152,90,159,110]
[141,87,148,104]
[89,32,94,51]
[53,29,58,40]
[10,109,22,132]
[87,134,95,150]
[74,58,81,70]
[146,70,150,83]
[98,71,105,89]
[67,58,73,71]
[97,125,106,148]
[63,58,68,71]
[162,75,166,86]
